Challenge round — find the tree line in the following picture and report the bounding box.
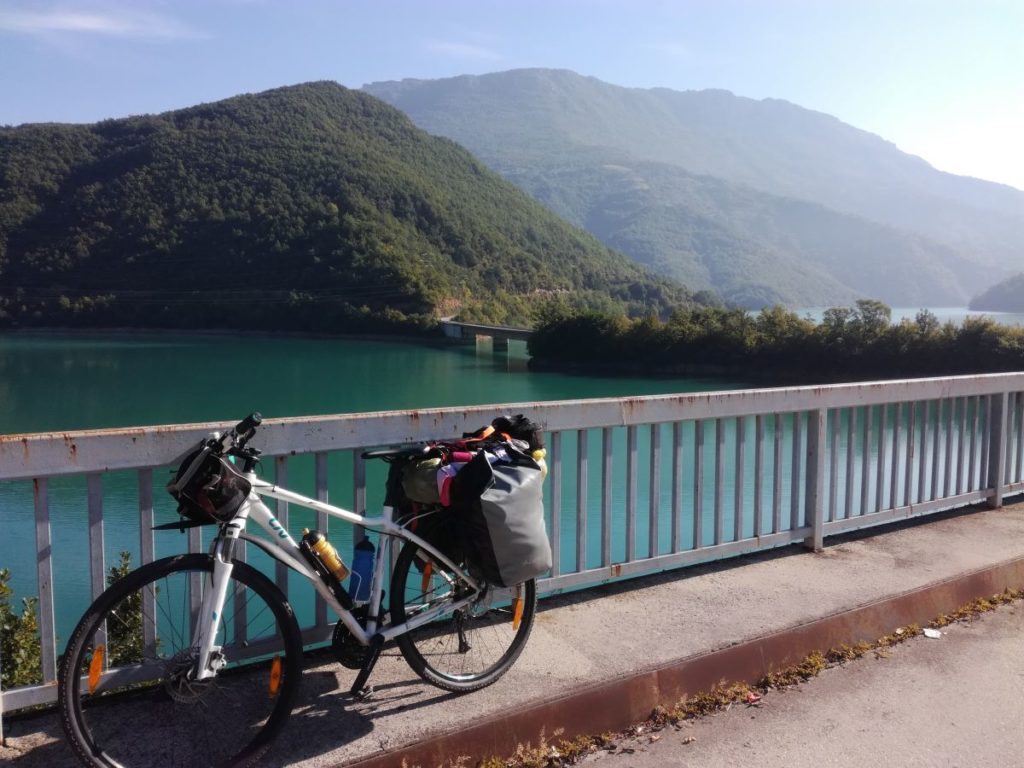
[528,301,1024,380]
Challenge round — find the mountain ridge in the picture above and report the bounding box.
[365,68,1024,307]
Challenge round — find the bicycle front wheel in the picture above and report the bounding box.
[59,553,302,768]
[390,535,536,692]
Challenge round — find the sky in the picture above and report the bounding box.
[1,0,1022,190]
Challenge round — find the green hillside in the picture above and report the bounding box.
[0,82,691,331]
[970,274,1024,312]
[366,69,1023,308]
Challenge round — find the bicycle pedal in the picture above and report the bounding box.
[352,685,374,700]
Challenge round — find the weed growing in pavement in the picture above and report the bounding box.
[930,588,1023,628]
[474,729,612,768]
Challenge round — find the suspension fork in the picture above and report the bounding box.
[192,538,235,680]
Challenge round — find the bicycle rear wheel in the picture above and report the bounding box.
[59,553,302,768]
[390,534,536,692]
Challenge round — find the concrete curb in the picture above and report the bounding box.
[346,556,1024,768]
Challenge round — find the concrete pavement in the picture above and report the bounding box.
[2,501,1023,767]
[584,601,1024,767]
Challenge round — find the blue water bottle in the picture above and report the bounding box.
[348,536,375,602]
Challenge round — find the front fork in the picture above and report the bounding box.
[192,540,235,680]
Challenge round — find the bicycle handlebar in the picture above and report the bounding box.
[234,412,262,440]
[214,412,262,453]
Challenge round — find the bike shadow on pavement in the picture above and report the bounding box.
[0,659,461,768]
[0,668,380,768]
[258,649,462,767]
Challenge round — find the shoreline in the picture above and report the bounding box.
[0,324,463,348]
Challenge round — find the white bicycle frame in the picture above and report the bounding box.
[190,469,486,680]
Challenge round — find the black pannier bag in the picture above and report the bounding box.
[450,444,551,587]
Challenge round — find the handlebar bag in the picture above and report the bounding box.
[451,448,551,587]
[167,443,252,524]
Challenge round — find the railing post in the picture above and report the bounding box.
[32,478,57,687]
[804,409,826,551]
[352,451,366,544]
[314,452,329,630]
[87,473,105,600]
[274,457,290,592]
[576,429,588,571]
[1,636,5,743]
[549,431,562,577]
[987,392,1008,508]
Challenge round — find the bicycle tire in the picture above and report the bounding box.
[390,533,536,692]
[59,553,302,768]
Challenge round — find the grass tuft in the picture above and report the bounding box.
[930,588,1023,628]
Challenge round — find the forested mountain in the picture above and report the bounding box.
[366,69,1024,308]
[0,82,691,331]
[970,274,1024,312]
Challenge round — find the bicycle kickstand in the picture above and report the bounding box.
[349,633,385,699]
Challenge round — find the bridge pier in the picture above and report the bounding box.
[442,320,531,368]
[474,334,522,369]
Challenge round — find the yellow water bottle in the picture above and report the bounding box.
[302,529,350,581]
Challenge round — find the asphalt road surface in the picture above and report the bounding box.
[581,602,1024,768]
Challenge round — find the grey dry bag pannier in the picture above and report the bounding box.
[451,447,552,587]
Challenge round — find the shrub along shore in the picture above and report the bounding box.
[527,301,1024,382]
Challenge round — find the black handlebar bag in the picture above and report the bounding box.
[451,447,552,587]
[167,443,252,524]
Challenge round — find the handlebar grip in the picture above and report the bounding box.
[234,412,263,438]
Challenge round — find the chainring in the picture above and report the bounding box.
[331,607,370,670]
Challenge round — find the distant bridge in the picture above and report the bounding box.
[440,320,532,353]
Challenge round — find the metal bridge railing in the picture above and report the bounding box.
[2,372,1023,718]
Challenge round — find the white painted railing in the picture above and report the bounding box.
[2,373,1023,719]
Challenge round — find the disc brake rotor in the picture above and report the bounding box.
[163,650,214,704]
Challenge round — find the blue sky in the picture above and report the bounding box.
[1,0,1022,189]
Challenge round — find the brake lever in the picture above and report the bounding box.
[227,444,262,459]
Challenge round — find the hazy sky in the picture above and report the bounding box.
[2,0,1021,190]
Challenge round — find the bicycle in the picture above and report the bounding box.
[57,413,542,767]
